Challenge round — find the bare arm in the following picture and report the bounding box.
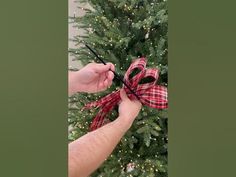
[68,89,141,177]
[68,63,141,177]
[69,116,130,177]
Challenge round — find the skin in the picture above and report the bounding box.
[68,63,115,95]
[68,63,141,177]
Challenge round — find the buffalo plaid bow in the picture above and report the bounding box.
[84,58,168,131]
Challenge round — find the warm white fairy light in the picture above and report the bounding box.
[69,1,168,175]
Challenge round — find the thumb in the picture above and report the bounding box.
[94,63,112,73]
[120,89,129,101]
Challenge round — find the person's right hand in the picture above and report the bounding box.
[118,89,142,128]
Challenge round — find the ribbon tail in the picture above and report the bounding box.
[83,91,119,110]
[89,110,104,131]
[89,91,120,131]
[89,105,115,131]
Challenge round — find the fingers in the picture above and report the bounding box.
[109,63,115,72]
[107,70,114,81]
[104,63,114,83]
[94,63,114,88]
[107,79,112,88]
[103,78,112,89]
[97,73,106,89]
[103,79,109,88]
[94,63,115,74]
[120,89,129,101]
[134,100,142,108]
[91,62,115,91]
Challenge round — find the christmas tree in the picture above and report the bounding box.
[69,0,168,176]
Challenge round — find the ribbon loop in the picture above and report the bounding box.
[124,58,146,88]
[137,68,159,91]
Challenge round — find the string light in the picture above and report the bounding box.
[69,0,168,174]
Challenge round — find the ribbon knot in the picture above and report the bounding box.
[84,58,168,131]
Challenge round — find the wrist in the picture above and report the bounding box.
[68,72,81,95]
[113,116,134,133]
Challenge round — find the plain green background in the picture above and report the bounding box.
[169,0,236,176]
[0,1,67,177]
[0,0,236,177]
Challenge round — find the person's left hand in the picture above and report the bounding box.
[69,63,115,94]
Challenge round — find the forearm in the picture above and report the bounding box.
[68,72,80,96]
[68,117,132,177]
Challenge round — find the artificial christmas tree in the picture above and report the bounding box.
[69,0,168,176]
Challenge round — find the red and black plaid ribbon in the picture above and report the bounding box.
[84,58,168,131]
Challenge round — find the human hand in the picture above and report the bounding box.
[69,63,115,94]
[117,89,142,128]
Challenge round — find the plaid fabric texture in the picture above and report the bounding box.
[84,58,168,131]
